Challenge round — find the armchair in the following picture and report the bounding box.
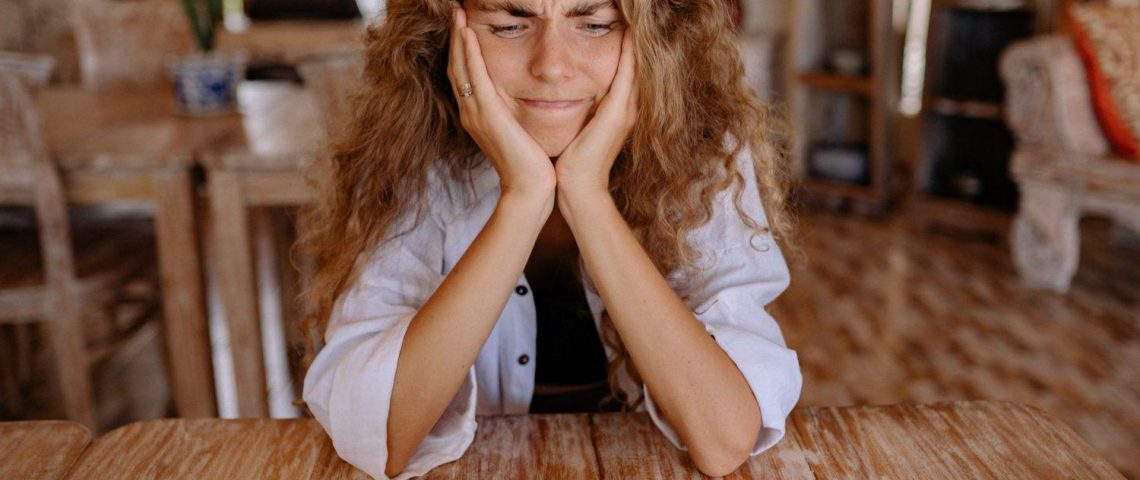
[1000,34,1140,293]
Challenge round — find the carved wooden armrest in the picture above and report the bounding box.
[999,35,1110,157]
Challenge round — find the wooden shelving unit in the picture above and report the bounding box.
[786,0,902,214]
[796,71,875,97]
[901,0,1059,237]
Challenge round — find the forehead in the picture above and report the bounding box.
[468,0,618,16]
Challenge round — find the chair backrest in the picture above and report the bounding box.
[296,52,365,139]
[69,0,194,91]
[0,52,56,88]
[0,71,47,174]
[0,71,80,291]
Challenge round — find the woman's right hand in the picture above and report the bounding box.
[448,6,556,200]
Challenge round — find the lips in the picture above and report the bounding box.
[520,98,588,109]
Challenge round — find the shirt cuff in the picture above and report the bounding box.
[313,314,479,480]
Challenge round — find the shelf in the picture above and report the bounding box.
[796,71,874,97]
[926,97,1003,120]
[788,0,897,215]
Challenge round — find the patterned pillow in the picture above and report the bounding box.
[1069,4,1140,160]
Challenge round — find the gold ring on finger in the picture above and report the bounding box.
[458,83,473,97]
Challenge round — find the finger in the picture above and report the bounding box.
[449,8,473,99]
[610,28,637,100]
[461,26,499,110]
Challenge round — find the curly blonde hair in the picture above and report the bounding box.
[298,0,793,412]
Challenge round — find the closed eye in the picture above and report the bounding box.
[490,24,529,38]
[580,21,618,36]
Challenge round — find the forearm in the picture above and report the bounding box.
[558,190,760,476]
[387,191,553,477]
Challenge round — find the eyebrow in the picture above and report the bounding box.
[565,0,616,17]
[475,0,617,18]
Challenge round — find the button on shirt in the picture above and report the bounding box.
[302,147,802,480]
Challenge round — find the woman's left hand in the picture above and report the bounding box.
[554,27,638,197]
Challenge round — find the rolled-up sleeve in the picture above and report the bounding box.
[642,148,802,456]
[302,205,478,480]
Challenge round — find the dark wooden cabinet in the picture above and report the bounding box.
[903,0,1057,235]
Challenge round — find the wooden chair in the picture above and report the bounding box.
[0,69,161,429]
[69,0,193,91]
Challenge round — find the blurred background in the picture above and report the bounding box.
[1,0,1138,477]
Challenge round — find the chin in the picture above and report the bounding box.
[530,128,580,158]
[541,140,571,158]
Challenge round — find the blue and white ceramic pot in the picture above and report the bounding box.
[167,50,249,116]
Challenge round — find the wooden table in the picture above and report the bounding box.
[30,83,324,420]
[0,421,91,480]
[26,87,233,419]
[61,401,1124,479]
[217,20,365,66]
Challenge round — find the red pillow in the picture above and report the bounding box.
[1069,4,1140,161]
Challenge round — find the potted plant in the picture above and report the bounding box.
[166,0,248,115]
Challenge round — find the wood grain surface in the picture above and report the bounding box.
[63,418,335,479]
[426,414,599,479]
[0,421,91,480]
[590,412,814,479]
[57,401,1123,479]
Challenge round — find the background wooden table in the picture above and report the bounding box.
[61,400,1124,479]
[217,20,364,67]
[31,87,226,419]
[0,421,91,480]
[32,82,329,420]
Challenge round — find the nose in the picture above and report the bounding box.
[528,24,574,83]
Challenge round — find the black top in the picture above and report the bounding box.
[524,250,621,413]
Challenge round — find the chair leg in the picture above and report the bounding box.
[43,308,97,428]
[0,325,23,415]
[1012,180,1080,293]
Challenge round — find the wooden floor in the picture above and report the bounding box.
[774,210,1140,478]
[5,208,1138,477]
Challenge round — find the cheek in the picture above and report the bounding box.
[586,38,623,92]
[474,36,522,88]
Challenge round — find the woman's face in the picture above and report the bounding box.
[465,0,625,157]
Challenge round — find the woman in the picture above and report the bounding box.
[300,1,802,479]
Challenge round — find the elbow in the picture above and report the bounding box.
[689,430,756,477]
[384,460,405,479]
[691,446,752,478]
[385,434,414,478]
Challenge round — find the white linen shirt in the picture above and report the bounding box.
[303,147,802,480]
